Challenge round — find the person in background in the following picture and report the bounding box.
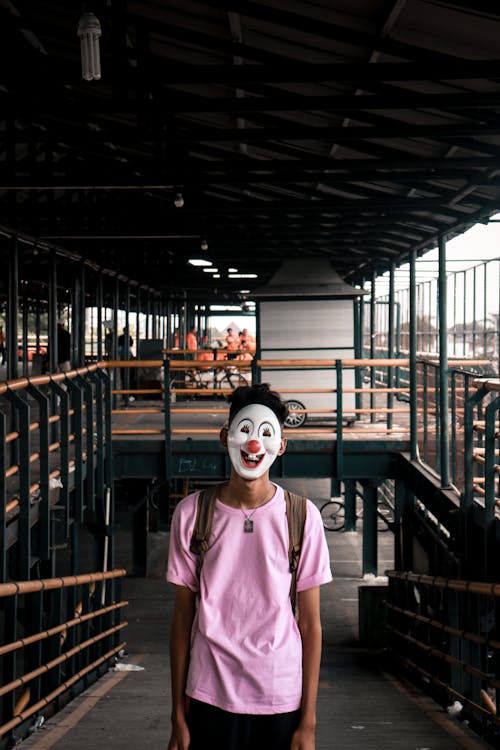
[118,326,133,359]
[225,327,239,360]
[117,326,134,403]
[186,325,198,354]
[239,328,256,356]
[104,327,114,359]
[56,319,71,372]
[166,383,332,750]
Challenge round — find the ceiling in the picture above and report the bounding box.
[2,0,500,303]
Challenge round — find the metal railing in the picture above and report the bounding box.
[0,569,127,744]
[387,570,500,745]
[0,366,112,582]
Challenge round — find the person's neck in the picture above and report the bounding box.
[221,475,275,510]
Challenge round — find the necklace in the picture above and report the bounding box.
[239,486,275,533]
[242,507,258,533]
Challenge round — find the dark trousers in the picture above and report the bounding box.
[187,698,300,750]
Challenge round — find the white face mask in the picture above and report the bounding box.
[227,404,283,480]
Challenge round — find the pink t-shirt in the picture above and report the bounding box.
[167,485,332,715]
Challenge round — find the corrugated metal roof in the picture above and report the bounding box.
[2,0,500,300]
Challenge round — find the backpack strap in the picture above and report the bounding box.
[189,484,221,572]
[285,490,307,615]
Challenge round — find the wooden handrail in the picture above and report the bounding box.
[0,622,127,698]
[387,570,500,597]
[0,642,126,737]
[0,569,127,598]
[0,600,128,657]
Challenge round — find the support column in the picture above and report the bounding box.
[362,480,378,576]
[409,250,418,461]
[438,234,450,487]
[47,252,57,373]
[97,273,103,362]
[369,270,376,424]
[387,264,395,431]
[7,236,19,380]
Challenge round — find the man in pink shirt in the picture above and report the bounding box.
[167,383,332,750]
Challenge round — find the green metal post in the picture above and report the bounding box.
[97,273,103,362]
[362,480,378,576]
[49,251,58,374]
[472,266,477,358]
[22,295,28,377]
[136,285,141,358]
[387,264,395,430]
[336,360,343,480]
[26,384,50,562]
[438,234,450,487]
[164,359,172,482]
[0,411,6,581]
[354,298,362,417]
[370,270,376,424]
[344,479,356,532]
[409,250,418,460]
[5,390,31,579]
[7,236,19,380]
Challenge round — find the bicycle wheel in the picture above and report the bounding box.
[320,500,345,531]
[284,400,306,428]
[225,371,249,389]
[377,502,395,531]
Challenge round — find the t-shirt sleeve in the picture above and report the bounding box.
[296,500,333,592]
[166,493,200,592]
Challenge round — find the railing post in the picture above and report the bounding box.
[64,376,85,524]
[387,264,395,431]
[335,360,343,480]
[354,299,362,419]
[164,358,172,483]
[343,479,357,531]
[46,379,71,570]
[438,234,450,487]
[0,410,6,581]
[5,389,31,579]
[362,479,378,576]
[409,249,418,460]
[26,383,51,563]
[483,394,500,579]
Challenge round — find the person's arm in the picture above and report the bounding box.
[291,586,322,750]
[168,584,197,750]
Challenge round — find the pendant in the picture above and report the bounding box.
[244,517,254,533]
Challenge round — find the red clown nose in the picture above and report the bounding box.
[246,439,261,454]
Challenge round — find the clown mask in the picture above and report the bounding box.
[226,404,285,480]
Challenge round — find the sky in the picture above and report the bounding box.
[211,216,500,334]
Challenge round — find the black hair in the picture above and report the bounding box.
[227,383,289,426]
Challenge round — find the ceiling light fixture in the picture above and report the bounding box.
[188,258,212,267]
[77,12,102,81]
[174,192,184,208]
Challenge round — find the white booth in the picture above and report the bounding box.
[252,260,366,428]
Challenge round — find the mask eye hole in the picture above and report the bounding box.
[259,422,275,438]
[238,419,252,434]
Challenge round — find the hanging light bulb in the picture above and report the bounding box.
[174,192,184,208]
[77,12,102,82]
[200,237,208,251]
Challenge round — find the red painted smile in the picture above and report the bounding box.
[240,449,265,469]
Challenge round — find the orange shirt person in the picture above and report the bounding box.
[239,328,256,355]
[186,326,198,360]
[225,327,239,360]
